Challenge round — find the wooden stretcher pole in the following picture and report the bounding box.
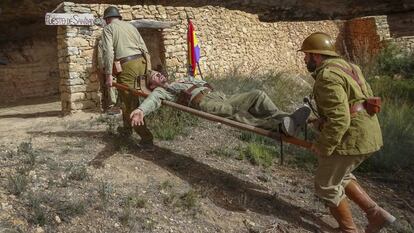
[112,82,313,150]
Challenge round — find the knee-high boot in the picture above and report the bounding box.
[345,180,396,233]
[329,198,359,233]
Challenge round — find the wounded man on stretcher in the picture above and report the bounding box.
[130,70,311,136]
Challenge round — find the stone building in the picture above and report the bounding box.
[0,1,413,113]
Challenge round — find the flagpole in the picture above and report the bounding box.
[186,13,192,77]
[197,62,204,80]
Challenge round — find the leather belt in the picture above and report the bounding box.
[118,54,143,65]
[350,102,365,117]
[189,89,212,108]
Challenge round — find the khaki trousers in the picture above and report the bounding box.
[116,57,153,144]
[199,90,288,130]
[314,153,371,206]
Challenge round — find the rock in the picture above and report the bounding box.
[35,227,45,233]
[1,202,12,210]
[55,215,62,224]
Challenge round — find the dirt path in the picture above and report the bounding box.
[0,100,412,233]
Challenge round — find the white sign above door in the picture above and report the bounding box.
[45,13,96,26]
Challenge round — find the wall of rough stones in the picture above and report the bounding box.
[0,26,59,104]
[59,2,343,113]
[345,14,414,59]
[387,12,414,52]
[343,17,385,62]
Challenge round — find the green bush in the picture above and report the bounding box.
[7,173,28,196]
[358,100,414,172]
[373,43,414,79]
[146,107,198,140]
[241,143,278,167]
[369,77,414,103]
[354,44,414,173]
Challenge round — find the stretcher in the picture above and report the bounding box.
[113,82,312,164]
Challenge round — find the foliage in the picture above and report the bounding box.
[66,163,88,181]
[373,43,414,79]
[209,70,313,111]
[356,43,414,173]
[358,100,414,172]
[241,143,277,167]
[369,77,414,103]
[7,173,28,196]
[146,107,199,140]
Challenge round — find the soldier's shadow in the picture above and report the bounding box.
[31,130,334,232]
[98,141,334,232]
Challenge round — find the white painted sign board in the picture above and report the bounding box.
[45,13,95,26]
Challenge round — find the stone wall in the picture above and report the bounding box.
[344,14,414,60]
[343,17,385,62]
[387,12,414,52]
[0,29,59,104]
[59,2,343,113]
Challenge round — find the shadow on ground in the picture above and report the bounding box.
[30,130,335,232]
[0,110,62,119]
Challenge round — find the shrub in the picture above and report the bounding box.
[27,193,49,226]
[373,43,414,79]
[369,77,414,103]
[66,163,88,181]
[7,173,28,196]
[146,107,198,140]
[358,100,414,172]
[208,71,313,111]
[241,143,277,167]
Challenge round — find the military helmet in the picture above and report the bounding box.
[103,6,122,19]
[299,32,340,57]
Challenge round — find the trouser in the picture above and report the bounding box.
[116,57,153,144]
[314,153,371,206]
[108,85,118,107]
[199,90,288,130]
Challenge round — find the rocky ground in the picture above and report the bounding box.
[0,99,413,233]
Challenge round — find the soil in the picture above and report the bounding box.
[0,98,413,233]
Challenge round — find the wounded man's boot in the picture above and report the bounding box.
[280,105,311,136]
[345,180,396,233]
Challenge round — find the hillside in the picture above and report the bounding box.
[0,99,412,232]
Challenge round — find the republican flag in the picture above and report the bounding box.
[187,19,201,77]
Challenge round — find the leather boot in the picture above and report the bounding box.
[345,180,396,233]
[329,198,359,233]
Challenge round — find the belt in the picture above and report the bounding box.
[118,54,143,65]
[350,102,365,117]
[189,89,212,108]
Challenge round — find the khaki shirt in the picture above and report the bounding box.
[139,78,209,115]
[312,58,383,156]
[101,19,148,75]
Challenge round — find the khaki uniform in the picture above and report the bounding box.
[102,19,153,143]
[138,78,288,130]
[312,58,383,206]
[97,39,117,107]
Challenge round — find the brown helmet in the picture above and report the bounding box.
[103,6,122,19]
[299,32,340,57]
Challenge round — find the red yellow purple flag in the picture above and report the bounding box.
[187,18,201,78]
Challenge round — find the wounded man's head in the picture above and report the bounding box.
[147,70,168,90]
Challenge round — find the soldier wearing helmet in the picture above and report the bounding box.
[101,6,154,150]
[300,32,395,233]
